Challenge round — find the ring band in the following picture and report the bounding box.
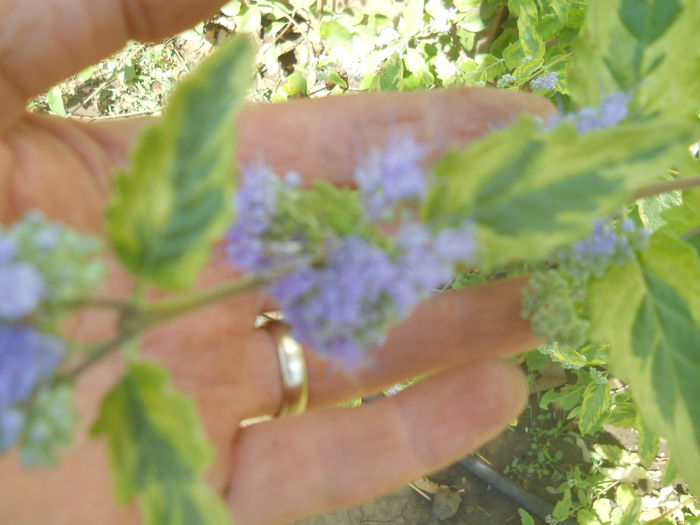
[255,312,309,418]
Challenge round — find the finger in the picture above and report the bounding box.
[3,88,553,229]
[307,275,540,407]
[236,87,555,185]
[0,0,226,128]
[227,359,528,525]
[236,275,539,419]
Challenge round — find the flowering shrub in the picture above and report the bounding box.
[2,1,699,524]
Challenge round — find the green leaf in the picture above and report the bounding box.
[460,11,486,33]
[576,508,602,525]
[107,35,252,289]
[604,397,637,428]
[552,488,572,521]
[20,385,76,467]
[639,191,682,232]
[615,483,636,510]
[77,66,96,82]
[525,349,548,371]
[92,361,228,525]
[618,496,642,525]
[319,20,354,54]
[660,188,700,240]
[549,345,588,369]
[661,457,679,485]
[476,54,506,82]
[371,54,404,92]
[518,508,535,525]
[47,86,67,116]
[589,232,700,494]
[397,0,425,37]
[636,415,659,468]
[540,386,583,412]
[424,116,692,267]
[619,0,682,45]
[238,5,261,33]
[579,376,611,434]
[508,0,545,63]
[569,0,700,125]
[284,71,308,96]
[275,181,376,247]
[329,72,348,90]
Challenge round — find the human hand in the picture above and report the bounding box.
[0,1,553,524]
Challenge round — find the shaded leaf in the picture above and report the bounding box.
[552,488,572,521]
[92,362,228,525]
[619,0,682,45]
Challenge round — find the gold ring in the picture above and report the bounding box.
[255,312,309,418]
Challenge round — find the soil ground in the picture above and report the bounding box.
[295,394,586,525]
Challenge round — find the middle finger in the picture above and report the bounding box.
[238,276,539,420]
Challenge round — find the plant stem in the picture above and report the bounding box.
[58,275,266,384]
[54,297,135,314]
[647,497,697,524]
[58,330,139,383]
[141,274,267,329]
[631,174,700,201]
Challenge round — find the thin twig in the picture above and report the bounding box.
[58,329,139,383]
[647,497,697,524]
[407,482,433,501]
[143,274,267,327]
[631,174,700,201]
[683,225,700,240]
[73,107,163,121]
[58,276,267,383]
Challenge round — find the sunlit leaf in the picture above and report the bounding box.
[579,377,611,434]
[589,232,700,493]
[424,116,692,266]
[107,36,252,289]
[47,86,67,117]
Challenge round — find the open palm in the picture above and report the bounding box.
[0,1,552,524]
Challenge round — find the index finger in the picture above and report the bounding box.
[237,87,554,185]
[4,88,554,229]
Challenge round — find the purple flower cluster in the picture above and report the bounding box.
[355,133,428,220]
[272,222,475,368]
[572,219,628,258]
[566,218,649,277]
[0,229,67,452]
[548,92,632,133]
[227,164,303,272]
[0,237,45,322]
[0,326,65,452]
[531,72,557,91]
[227,134,476,368]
